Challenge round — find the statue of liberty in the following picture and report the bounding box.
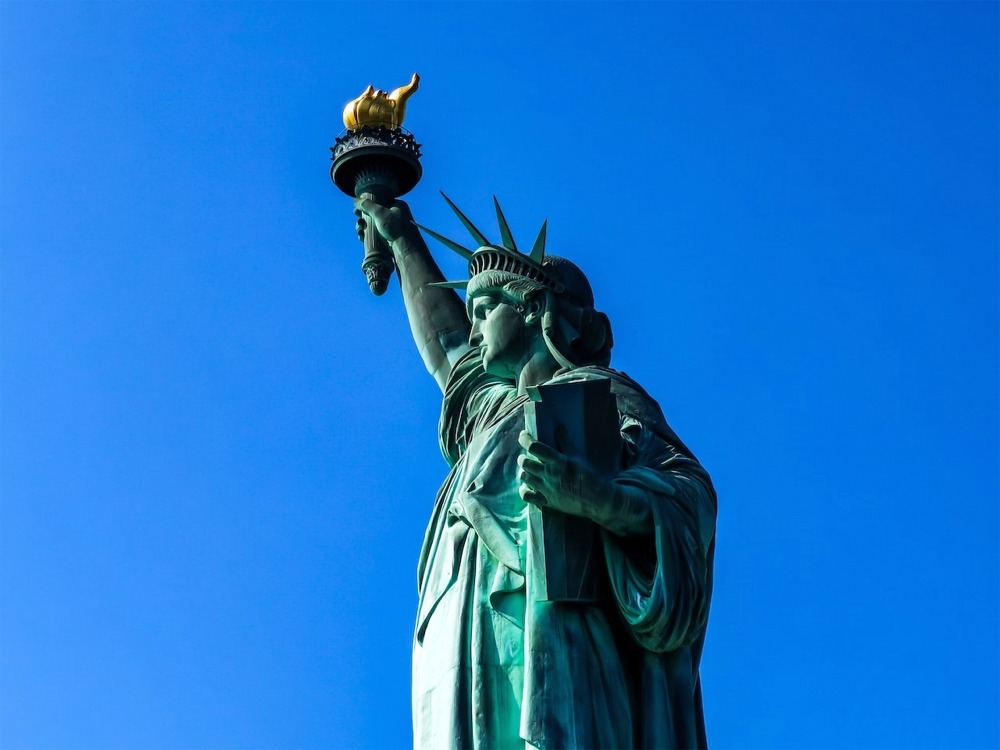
[353,191,718,750]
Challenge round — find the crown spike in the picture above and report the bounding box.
[414,222,475,260]
[529,219,547,263]
[440,191,490,248]
[492,196,518,252]
[428,280,470,290]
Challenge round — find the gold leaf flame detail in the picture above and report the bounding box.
[342,73,420,131]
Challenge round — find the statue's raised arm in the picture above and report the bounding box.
[354,197,471,391]
[331,73,472,391]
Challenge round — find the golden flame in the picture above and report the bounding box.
[342,73,420,131]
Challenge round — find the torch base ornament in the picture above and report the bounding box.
[362,256,396,295]
[330,127,422,198]
[330,126,423,296]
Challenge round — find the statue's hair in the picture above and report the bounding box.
[466,271,544,315]
[466,258,613,369]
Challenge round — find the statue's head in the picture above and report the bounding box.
[464,246,613,376]
[421,193,613,378]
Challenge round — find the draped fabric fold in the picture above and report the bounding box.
[413,349,716,750]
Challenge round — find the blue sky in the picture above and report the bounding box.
[1,2,997,748]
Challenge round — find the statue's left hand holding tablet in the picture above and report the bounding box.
[517,429,653,537]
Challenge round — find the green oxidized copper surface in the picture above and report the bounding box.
[344,124,717,749]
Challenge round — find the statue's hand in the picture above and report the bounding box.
[354,197,414,246]
[517,431,648,534]
[517,429,603,516]
[517,430,650,536]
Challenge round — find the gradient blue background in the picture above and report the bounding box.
[2,2,997,748]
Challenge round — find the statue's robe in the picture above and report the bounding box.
[413,349,716,750]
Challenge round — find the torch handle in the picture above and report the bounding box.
[360,190,395,296]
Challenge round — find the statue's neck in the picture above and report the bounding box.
[516,349,560,396]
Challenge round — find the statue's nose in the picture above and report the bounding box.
[469,325,483,347]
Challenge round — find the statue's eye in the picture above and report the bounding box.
[473,300,497,320]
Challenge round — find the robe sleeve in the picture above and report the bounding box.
[602,414,717,654]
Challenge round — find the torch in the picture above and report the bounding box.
[330,73,423,295]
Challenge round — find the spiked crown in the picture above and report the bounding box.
[420,193,562,294]
[418,193,613,370]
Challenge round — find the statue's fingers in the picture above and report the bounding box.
[518,431,560,462]
[529,441,562,464]
[516,454,545,477]
[519,483,547,506]
[354,196,385,219]
[518,466,547,492]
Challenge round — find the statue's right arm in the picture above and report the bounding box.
[355,197,472,393]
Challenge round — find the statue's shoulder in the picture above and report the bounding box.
[548,366,665,426]
[549,364,651,398]
[548,366,701,461]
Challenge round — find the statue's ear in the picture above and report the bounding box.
[522,289,547,326]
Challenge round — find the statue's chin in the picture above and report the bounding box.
[481,352,516,382]
[481,353,498,376]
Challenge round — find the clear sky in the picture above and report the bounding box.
[1,2,997,749]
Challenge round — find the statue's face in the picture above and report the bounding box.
[469,292,530,379]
